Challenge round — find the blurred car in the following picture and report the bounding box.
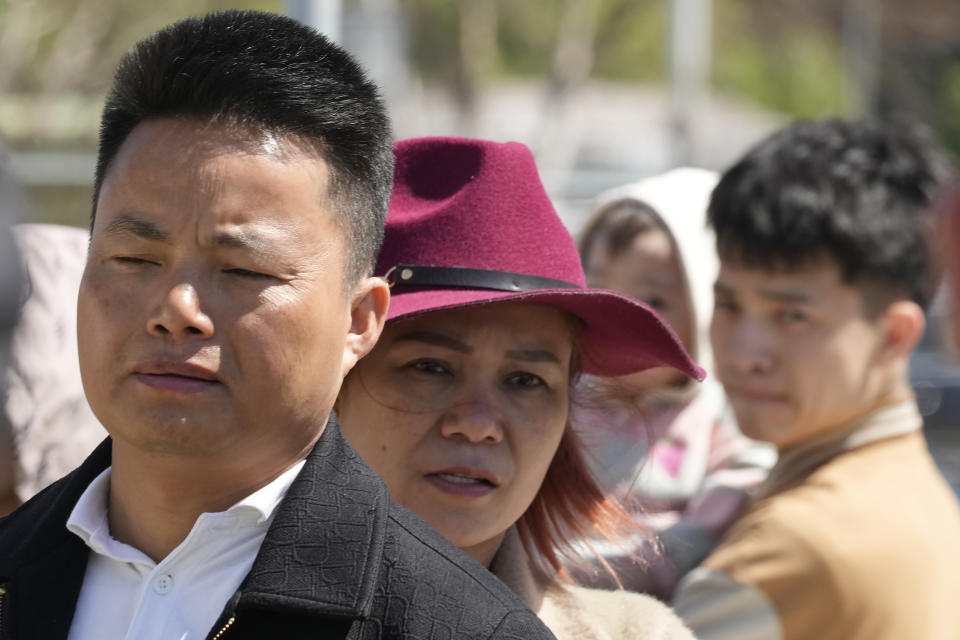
[910,290,960,496]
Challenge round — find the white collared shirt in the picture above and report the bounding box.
[65,460,305,640]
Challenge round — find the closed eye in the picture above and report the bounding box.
[224,268,274,280]
[113,256,158,266]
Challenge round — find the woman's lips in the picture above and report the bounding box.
[425,469,498,498]
[135,373,220,393]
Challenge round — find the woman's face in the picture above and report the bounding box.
[587,227,693,393]
[338,302,573,565]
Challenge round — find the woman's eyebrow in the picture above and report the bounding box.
[505,349,561,364]
[394,331,473,354]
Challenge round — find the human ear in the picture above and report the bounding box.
[341,276,390,377]
[875,300,925,365]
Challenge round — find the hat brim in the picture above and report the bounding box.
[386,287,706,380]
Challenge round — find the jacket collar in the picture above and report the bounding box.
[237,415,387,618]
[0,414,387,630]
[0,437,110,639]
[756,400,922,499]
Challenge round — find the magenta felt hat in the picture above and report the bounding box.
[376,136,704,380]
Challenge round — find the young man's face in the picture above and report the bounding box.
[78,118,381,473]
[710,258,888,450]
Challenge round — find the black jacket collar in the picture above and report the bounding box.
[237,416,387,618]
[0,415,387,635]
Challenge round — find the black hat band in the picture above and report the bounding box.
[385,264,581,293]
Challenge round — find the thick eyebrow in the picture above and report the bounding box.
[758,288,813,304]
[102,214,170,242]
[212,230,270,253]
[714,281,813,304]
[505,349,562,365]
[394,331,473,354]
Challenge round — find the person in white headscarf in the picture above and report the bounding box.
[0,138,107,515]
[2,223,108,514]
[573,168,775,598]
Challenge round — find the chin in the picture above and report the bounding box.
[732,413,791,446]
[425,511,503,550]
[116,413,237,456]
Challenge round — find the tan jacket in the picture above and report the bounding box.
[490,528,695,640]
[672,401,960,640]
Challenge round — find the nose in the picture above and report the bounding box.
[146,282,215,340]
[716,320,775,377]
[439,398,505,445]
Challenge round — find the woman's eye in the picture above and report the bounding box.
[714,299,739,315]
[643,296,667,311]
[506,372,546,389]
[407,359,451,376]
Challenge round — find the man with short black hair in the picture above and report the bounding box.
[672,118,960,640]
[0,11,555,639]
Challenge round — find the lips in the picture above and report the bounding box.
[425,467,499,498]
[726,386,788,403]
[134,360,220,393]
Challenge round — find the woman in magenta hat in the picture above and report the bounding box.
[337,137,701,640]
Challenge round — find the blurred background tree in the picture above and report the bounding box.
[0,0,957,226]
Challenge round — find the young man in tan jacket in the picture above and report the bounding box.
[671,118,960,640]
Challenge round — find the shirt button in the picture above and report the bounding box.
[153,573,174,595]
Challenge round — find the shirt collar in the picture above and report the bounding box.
[229,459,306,525]
[66,459,307,560]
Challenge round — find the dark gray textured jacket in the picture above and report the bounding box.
[0,417,555,640]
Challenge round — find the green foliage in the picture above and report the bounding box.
[939,63,960,157]
[0,1,282,94]
[0,1,281,147]
[401,0,461,83]
[495,0,561,76]
[404,0,665,82]
[712,0,848,119]
[590,1,665,83]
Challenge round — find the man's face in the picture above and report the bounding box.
[79,118,363,470]
[710,258,887,450]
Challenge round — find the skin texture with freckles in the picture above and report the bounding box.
[337,303,573,567]
[79,117,389,560]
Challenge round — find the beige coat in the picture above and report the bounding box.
[673,401,960,640]
[490,529,695,640]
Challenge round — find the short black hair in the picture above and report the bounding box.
[93,10,393,284]
[709,118,954,312]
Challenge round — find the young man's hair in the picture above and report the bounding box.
[709,118,954,313]
[93,10,393,285]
